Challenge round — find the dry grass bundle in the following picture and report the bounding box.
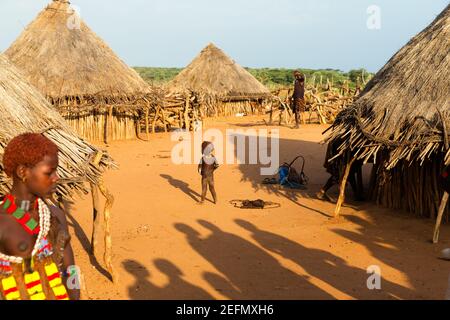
[168,43,270,99]
[5,0,151,142]
[167,43,271,116]
[5,0,149,99]
[0,53,115,199]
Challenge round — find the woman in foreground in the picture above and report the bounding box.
[0,133,80,300]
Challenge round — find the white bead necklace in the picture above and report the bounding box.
[0,198,51,264]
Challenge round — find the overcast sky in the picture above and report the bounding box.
[0,0,448,72]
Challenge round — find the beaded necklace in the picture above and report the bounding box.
[1,194,40,235]
[0,198,69,300]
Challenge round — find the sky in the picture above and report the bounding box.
[0,0,448,72]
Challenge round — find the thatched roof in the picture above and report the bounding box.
[0,53,115,198]
[4,0,149,102]
[325,5,450,168]
[168,43,270,100]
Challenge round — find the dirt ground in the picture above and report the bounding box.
[66,116,450,300]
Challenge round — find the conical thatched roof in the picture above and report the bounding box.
[168,43,270,99]
[5,0,149,101]
[0,53,115,198]
[326,5,450,168]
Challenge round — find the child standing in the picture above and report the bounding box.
[198,141,219,204]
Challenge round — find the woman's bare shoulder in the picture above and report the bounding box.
[48,204,69,229]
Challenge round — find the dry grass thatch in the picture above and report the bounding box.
[324,5,449,219]
[325,5,450,168]
[167,43,271,100]
[0,53,115,199]
[5,0,150,107]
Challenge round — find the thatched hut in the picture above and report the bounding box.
[0,52,116,278]
[324,5,449,223]
[5,0,151,142]
[168,43,272,117]
[0,53,115,198]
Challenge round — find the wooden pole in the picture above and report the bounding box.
[152,106,160,133]
[433,192,449,244]
[269,101,274,125]
[98,177,116,283]
[179,109,184,129]
[104,113,109,144]
[90,151,103,256]
[334,157,356,218]
[160,107,168,133]
[278,104,283,126]
[134,116,140,140]
[90,182,101,256]
[106,106,113,144]
[433,106,448,243]
[145,104,150,140]
[91,151,116,283]
[185,95,190,131]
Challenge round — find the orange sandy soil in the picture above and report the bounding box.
[67,116,450,300]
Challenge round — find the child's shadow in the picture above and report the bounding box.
[160,174,201,203]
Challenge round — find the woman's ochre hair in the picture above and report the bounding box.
[3,133,58,177]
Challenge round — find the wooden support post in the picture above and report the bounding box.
[160,108,168,133]
[91,151,116,283]
[90,151,103,256]
[433,107,448,243]
[104,106,113,144]
[104,113,109,145]
[90,182,101,256]
[269,101,274,125]
[316,106,327,124]
[145,105,150,140]
[152,106,160,134]
[134,117,140,140]
[109,107,114,141]
[179,110,184,129]
[98,177,116,283]
[185,96,190,131]
[433,192,449,244]
[334,157,356,218]
[278,106,283,126]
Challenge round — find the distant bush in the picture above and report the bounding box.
[133,67,374,89]
[134,67,182,85]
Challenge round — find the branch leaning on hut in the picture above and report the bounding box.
[433,106,449,244]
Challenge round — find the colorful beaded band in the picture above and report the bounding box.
[0,259,13,275]
[45,262,69,300]
[1,262,70,300]
[1,195,40,236]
